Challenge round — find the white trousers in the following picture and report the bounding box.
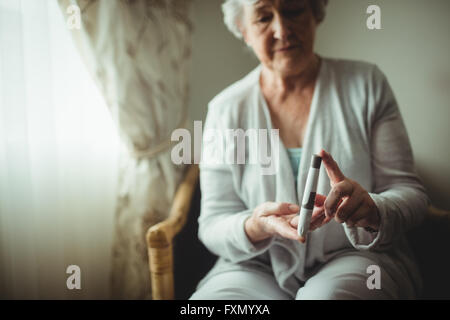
[189,254,403,300]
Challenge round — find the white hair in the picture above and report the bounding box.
[222,0,329,39]
[222,0,258,39]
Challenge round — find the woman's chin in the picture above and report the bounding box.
[272,60,306,76]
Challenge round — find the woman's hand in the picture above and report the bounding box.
[245,149,380,245]
[318,149,381,231]
[245,202,303,244]
[245,199,329,244]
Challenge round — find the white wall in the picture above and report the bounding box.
[188,0,450,209]
[188,0,258,123]
[315,0,450,210]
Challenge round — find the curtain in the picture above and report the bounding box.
[57,0,193,299]
[0,0,120,299]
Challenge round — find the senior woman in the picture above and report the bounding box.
[190,0,428,300]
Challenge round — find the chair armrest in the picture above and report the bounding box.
[426,205,450,228]
[146,164,199,300]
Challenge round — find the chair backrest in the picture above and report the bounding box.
[173,180,217,299]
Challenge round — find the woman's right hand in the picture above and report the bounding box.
[245,196,331,244]
[244,202,302,244]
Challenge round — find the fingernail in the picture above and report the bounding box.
[289,204,299,212]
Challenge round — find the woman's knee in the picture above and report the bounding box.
[189,270,291,300]
[296,274,395,300]
[296,255,401,300]
[190,286,254,300]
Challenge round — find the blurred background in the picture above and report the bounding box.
[0,0,449,299]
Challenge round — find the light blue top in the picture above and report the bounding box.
[286,147,302,182]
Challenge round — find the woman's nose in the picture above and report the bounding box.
[272,15,291,41]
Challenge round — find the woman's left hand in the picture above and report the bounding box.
[314,149,381,231]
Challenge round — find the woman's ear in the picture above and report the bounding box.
[239,23,251,47]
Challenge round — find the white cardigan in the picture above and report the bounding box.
[197,57,429,298]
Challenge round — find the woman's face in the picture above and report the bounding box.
[240,0,318,77]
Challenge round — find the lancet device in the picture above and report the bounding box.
[297,154,322,239]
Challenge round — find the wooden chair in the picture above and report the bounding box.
[146,164,450,299]
[146,164,200,300]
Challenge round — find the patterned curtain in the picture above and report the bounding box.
[58,0,193,299]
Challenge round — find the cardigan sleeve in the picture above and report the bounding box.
[343,65,430,251]
[197,102,275,263]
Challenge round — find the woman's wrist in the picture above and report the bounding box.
[244,216,270,244]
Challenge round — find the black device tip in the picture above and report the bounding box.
[311,154,322,169]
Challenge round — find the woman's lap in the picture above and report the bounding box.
[190,254,402,300]
[189,269,291,300]
[296,254,401,299]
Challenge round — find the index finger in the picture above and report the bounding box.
[261,202,300,216]
[320,149,346,185]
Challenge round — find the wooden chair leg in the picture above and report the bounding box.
[148,233,174,300]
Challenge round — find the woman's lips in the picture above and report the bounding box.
[276,44,301,52]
